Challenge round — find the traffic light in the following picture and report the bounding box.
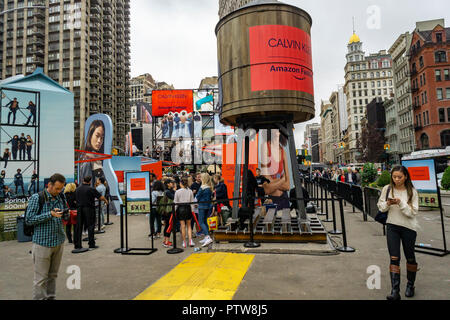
[384,144,390,151]
[339,142,345,149]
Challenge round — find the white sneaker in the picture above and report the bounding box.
[182,241,187,248]
[189,239,195,247]
[201,236,213,247]
[199,236,208,244]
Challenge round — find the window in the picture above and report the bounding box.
[439,108,445,122]
[426,111,429,125]
[444,69,449,81]
[446,88,450,99]
[437,88,443,100]
[436,33,443,43]
[448,108,450,122]
[436,70,442,81]
[419,56,424,68]
[435,51,447,63]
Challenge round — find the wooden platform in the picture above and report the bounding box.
[214,208,328,244]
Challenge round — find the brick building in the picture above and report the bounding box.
[409,20,450,149]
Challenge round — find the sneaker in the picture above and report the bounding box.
[182,241,187,248]
[162,241,172,248]
[201,236,213,247]
[189,239,195,247]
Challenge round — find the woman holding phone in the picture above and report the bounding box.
[377,166,419,300]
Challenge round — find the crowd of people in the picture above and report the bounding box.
[309,166,363,185]
[148,171,231,249]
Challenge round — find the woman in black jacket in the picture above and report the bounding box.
[64,183,77,243]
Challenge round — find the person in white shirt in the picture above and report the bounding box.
[377,165,419,300]
[174,177,195,248]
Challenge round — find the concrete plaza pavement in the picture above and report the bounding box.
[0,201,449,300]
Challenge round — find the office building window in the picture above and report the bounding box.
[436,70,441,81]
[435,51,447,63]
[439,108,445,122]
[437,88,443,100]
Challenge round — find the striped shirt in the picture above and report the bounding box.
[25,189,67,247]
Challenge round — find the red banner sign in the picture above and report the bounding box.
[151,90,193,117]
[408,167,430,181]
[249,25,314,94]
[130,178,146,191]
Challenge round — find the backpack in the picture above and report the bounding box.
[23,191,47,237]
[157,195,173,217]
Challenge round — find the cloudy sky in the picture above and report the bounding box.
[130,0,450,147]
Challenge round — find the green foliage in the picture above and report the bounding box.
[361,163,378,187]
[442,166,450,190]
[376,170,391,188]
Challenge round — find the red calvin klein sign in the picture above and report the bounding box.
[249,25,314,94]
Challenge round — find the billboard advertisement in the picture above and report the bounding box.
[402,159,440,208]
[0,69,74,241]
[136,102,152,124]
[249,25,314,93]
[151,90,193,117]
[78,114,121,215]
[126,171,151,214]
[194,89,215,112]
[157,110,202,139]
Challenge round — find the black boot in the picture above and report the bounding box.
[405,263,418,298]
[386,266,401,301]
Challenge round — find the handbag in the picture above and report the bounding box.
[375,186,391,225]
[207,216,218,231]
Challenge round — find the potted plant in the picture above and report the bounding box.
[440,166,450,217]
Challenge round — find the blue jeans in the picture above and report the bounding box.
[198,208,210,236]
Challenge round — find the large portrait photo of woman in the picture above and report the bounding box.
[259,129,292,210]
[78,115,112,188]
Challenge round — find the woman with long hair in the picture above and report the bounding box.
[79,120,105,187]
[377,165,419,300]
[64,183,77,244]
[174,177,195,248]
[261,130,291,210]
[195,173,214,247]
[26,135,33,161]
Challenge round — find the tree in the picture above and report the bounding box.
[361,163,378,186]
[357,122,385,163]
[442,166,450,190]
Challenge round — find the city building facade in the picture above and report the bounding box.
[320,100,333,164]
[129,73,156,104]
[389,31,415,158]
[344,33,394,163]
[383,98,401,163]
[409,19,450,149]
[304,123,321,163]
[0,0,131,150]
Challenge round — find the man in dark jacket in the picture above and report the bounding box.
[74,176,108,250]
[6,98,19,124]
[344,167,357,185]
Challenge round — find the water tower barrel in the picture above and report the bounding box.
[216,2,315,126]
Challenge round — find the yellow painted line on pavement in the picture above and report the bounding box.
[134,252,255,300]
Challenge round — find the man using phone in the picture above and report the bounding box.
[25,173,68,300]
